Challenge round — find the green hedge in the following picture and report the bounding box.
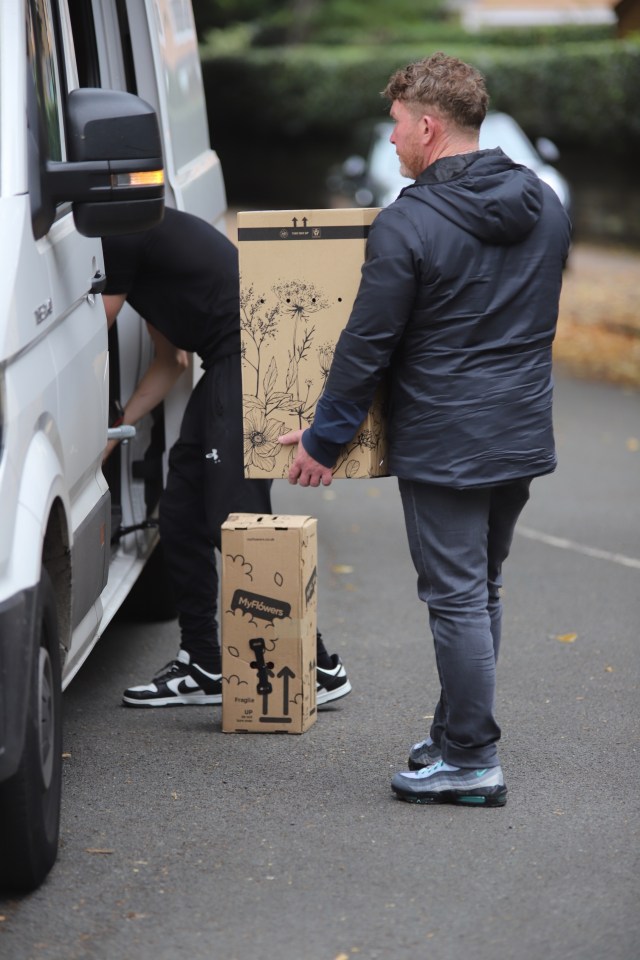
[202,39,640,151]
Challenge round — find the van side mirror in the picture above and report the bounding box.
[46,88,165,237]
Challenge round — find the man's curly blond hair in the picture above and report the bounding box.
[383,52,489,130]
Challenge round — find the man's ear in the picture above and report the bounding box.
[421,114,437,143]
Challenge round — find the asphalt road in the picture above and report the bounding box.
[1,373,638,960]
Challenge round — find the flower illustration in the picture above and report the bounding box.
[353,429,378,451]
[317,342,335,384]
[240,281,281,395]
[244,410,285,471]
[273,281,329,322]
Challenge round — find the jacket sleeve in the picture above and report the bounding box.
[303,206,420,465]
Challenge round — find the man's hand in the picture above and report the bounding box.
[279,429,334,487]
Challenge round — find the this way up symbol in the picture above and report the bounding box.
[277,666,295,716]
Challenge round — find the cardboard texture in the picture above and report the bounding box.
[238,207,388,479]
[221,513,318,734]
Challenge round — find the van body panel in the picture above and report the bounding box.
[0,4,28,199]
[0,0,228,892]
[0,585,38,780]
[10,435,67,593]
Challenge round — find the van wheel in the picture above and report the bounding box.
[0,569,62,893]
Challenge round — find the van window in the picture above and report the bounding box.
[26,0,64,162]
[115,0,138,94]
[153,0,209,172]
[67,0,101,88]
[67,0,136,95]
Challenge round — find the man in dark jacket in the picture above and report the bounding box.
[281,53,571,806]
[102,208,351,709]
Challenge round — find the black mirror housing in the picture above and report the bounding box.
[47,87,165,237]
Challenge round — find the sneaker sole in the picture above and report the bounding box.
[122,693,222,707]
[391,785,508,807]
[317,679,352,707]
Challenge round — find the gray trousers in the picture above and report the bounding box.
[398,476,532,768]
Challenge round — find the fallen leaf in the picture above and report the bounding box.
[85,848,114,855]
[554,633,578,643]
[331,564,353,574]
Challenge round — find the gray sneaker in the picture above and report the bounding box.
[408,737,442,770]
[391,760,507,807]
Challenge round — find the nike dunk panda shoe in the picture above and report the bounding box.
[316,654,352,706]
[122,649,222,706]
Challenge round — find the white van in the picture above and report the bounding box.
[0,0,227,892]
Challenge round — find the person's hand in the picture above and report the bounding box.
[102,439,118,462]
[279,429,333,487]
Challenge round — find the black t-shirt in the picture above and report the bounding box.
[102,207,240,367]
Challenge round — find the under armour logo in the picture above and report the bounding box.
[205,448,221,462]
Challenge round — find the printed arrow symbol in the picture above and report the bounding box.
[292,217,298,227]
[277,666,295,715]
[260,668,274,714]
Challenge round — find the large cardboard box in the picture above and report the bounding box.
[238,207,387,479]
[221,513,318,734]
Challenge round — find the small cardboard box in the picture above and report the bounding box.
[238,207,387,479]
[221,513,318,734]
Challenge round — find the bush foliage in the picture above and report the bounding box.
[201,38,640,152]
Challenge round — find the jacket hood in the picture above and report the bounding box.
[401,148,544,245]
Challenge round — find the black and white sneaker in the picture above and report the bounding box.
[122,649,222,707]
[316,655,352,706]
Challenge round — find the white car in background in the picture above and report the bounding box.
[332,111,572,214]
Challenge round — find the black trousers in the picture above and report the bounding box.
[159,353,272,669]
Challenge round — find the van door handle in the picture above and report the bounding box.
[91,270,107,294]
[107,425,136,442]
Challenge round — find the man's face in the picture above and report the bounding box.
[389,100,426,180]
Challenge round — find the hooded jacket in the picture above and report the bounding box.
[303,148,572,486]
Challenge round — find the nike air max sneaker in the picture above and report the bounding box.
[408,737,442,770]
[391,760,507,807]
[316,654,352,706]
[122,649,222,706]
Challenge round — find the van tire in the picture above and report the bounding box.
[0,569,62,893]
